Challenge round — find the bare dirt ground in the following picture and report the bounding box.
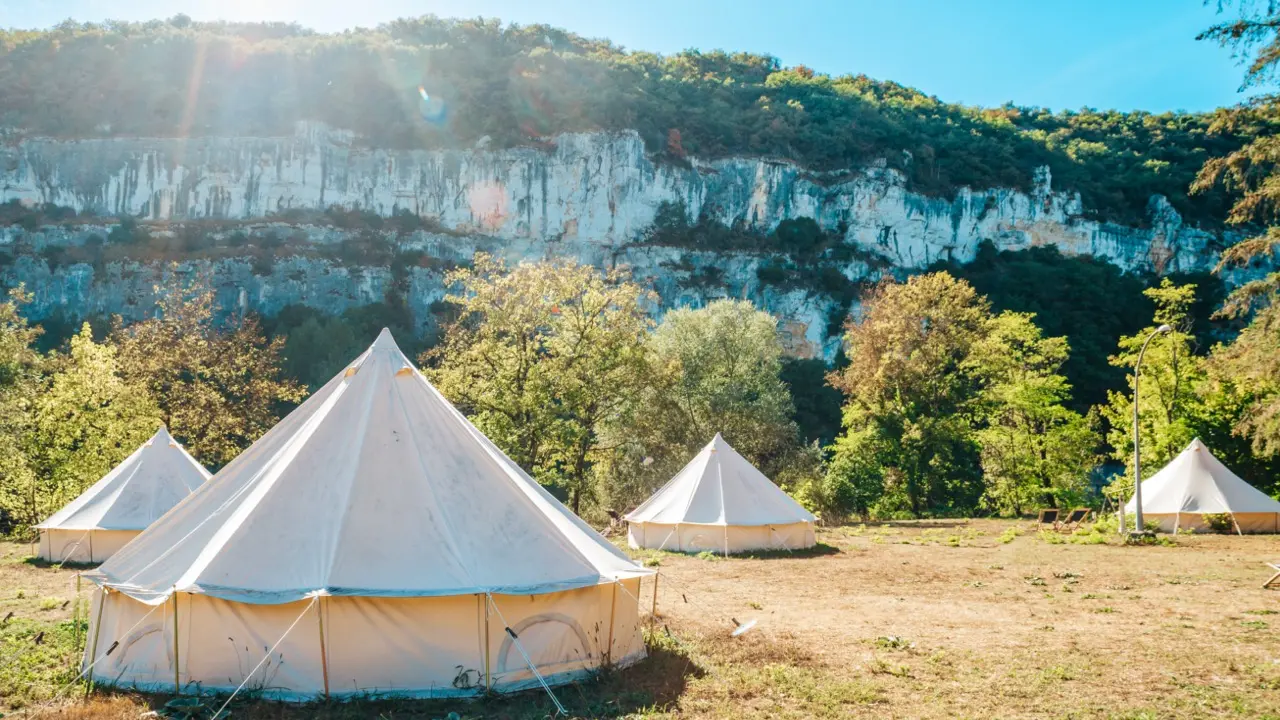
[5,519,1280,719]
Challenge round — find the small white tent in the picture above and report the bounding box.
[1125,438,1280,533]
[626,433,816,554]
[82,329,651,700]
[36,427,210,563]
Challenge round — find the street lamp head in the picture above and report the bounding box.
[1156,324,1172,334]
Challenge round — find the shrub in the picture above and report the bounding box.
[756,261,790,285]
[1091,513,1159,535]
[1201,513,1234,534]
[107,216,143,245]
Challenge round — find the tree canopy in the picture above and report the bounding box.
[110,274,306,468]
[600,299,814,512]
[424,254,653,514]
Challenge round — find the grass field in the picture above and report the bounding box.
[3,519,1279,719]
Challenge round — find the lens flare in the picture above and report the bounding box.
[417,86,448,124]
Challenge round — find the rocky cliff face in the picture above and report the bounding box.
[0,122,1240,358]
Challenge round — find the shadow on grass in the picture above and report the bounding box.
[642,543,841,562]
[90,635,703,720]
[862,519,975,530]
[22,556,99,571]
[735,542,841,560]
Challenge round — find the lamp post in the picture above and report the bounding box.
[1122,324,1172,536]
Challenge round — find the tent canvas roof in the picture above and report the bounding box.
[626,433,815,527]
[37,427,210,532]
[91,329,648,606]
[1125,438,1280,515]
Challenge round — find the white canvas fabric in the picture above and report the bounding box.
[90,329,648,605]
[1125,438,1280,533]
[626,433,816,553]
[82,329,650,699]
[36,427,210,562]
[85,577,646,700]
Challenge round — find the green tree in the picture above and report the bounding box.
[26,324,161,519]
[263,301,421,391]
[111,274,306,468]
[806,427,885,522]
[827,272,989,517]
[971,312,1098,515]
[934,242,1153,411]
[0,287,43,533]
[601,299,810,511]
[1194,1,1280,314]
[425,254,653,514]
[1193,3,1280,469]
[1099,280,1205,503]
[779,357,844,448]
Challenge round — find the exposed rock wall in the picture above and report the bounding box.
[0,122,1243,358]
[1,122,1231,272]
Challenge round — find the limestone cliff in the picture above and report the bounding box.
[0,122,1242,358]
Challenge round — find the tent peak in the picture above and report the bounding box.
[371,327,400,351]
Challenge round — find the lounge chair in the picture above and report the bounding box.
[1036,509,1060,530]
[1057,508,1090,532]
[1265,562,1280,589]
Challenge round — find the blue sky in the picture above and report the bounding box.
[0,0,1258,112]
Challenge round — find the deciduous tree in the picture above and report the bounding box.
[0,287,43,532]
[27,324,160,518]
[601,299,810,512]
[111,273,305,468]
[1099,280,1205,502]
[827,272,989,517]
[425,254,653,514]
[971,312,1098,515]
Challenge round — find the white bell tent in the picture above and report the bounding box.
[1125,438,1280,533]
[82,329,651,700]
[626,433,816,554]
[36,427,210,563]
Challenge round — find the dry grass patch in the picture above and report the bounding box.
[4,520,1280,718]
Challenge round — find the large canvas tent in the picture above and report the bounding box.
[626,433,816,554]
[1125,438,1280,533]
[81,330,651,700]
[36,427,210,563]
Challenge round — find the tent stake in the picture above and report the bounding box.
[605,582,618,667]
[85,589,105,699]
[317,596,329,699]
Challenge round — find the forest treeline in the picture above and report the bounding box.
[0,15,1260,226]
[3,257,1278,534]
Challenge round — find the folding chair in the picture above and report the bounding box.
[1036,509,1060,530]
[1057,508,1090,533]
[1265,562,1280,590]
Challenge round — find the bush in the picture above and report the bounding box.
[756,262,790,285]
[106,216,144,245]
[1091,512,1160,535]
[1201,513,1234,534]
